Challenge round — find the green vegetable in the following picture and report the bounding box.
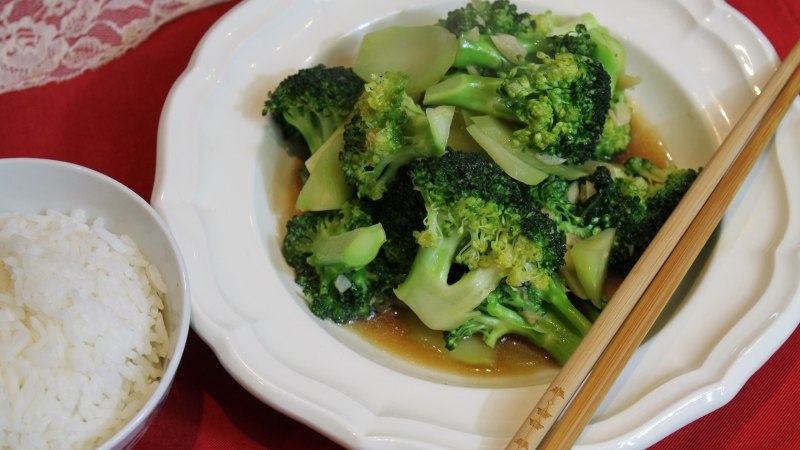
[353,25,458,98]
[268,0,699,367]
[394,151,567,331]
[570,227,615,306]
[295,127,353,211]
[438,0,538,38]
[263,65,364,153]
[424,52,612,165]
[367,166,427,277]
[579,159,699,274]
[444,282,586,365]
[528,159,698,301]
[340,71,453,200]
[595,92,633,160]
[466,115,589,184]
[282,201,390,323]
[439,0,540,73]
[531,12,628,91]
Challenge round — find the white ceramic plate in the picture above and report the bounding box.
[153,0,800,448]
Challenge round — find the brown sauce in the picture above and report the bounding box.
[275,111,668,381]
[619,112,672,168]
[347,307,558,379]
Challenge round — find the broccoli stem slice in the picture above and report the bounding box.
[281,107,339,153]
[466,115,589,184]
[353,25,458,98]
[453,35,511,70]
[452,34,549,71]
[542,278,592,336]
[308,223,387,269]
[394,233,505,331]
[423,73,517,120]
[296,127,354,211]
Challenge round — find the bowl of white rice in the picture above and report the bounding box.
[0,158,190,450]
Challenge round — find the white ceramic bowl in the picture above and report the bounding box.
[0,158,191,450]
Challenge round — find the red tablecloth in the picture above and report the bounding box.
[0,1,798,448]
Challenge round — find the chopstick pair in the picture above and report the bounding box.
[507,39,800,450]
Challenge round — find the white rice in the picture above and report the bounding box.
[0,210,169,450]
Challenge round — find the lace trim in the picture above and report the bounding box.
[0,0,229,94]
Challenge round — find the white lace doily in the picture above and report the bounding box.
[0,0,229,94]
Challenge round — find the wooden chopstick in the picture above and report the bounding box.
[507,39,800,450]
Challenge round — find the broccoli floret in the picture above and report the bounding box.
[503,54,611,164]
[640,162,700,239]
[594,92,633,160]
[263,65,364,153]
[425,52,611,165]
[440,0,541,73]
[340,72,452,201]
[578,165,647,273]
[444,281,587,365]
[393,150,566,331]
[625,155,675,183]
[367,166,427,277]
[578,160,698,273]
[540,24,595,57]
[440,1,598,74]
[529,175,592,238]
[439,0,537,38]
[442,3,610,78]
[527,158,696,301]
[534,13,628,91]
[282,200,390,323]
[528,10,563,35]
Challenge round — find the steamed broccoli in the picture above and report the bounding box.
[594,92,633,160]
[263,65,365,153]
[367,166,427,277]
[440,1,602,76]
[439,0,537,37]
[539,24,596,58]
[530,12,628,91]
[441,0,621,86]
[439,0,540,72]
[578,159,699,273]
[444,281,586,365]
[270,1,696,368]
[339,71,453,200]
[424,51,611,165]
[527,157,697,302]
[282,201,391,323]
[633,159,700,251]
[529,175,592,238]
[393,150,572,331]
